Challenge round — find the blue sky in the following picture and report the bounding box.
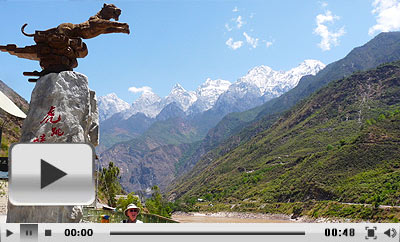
[0,0,399,104]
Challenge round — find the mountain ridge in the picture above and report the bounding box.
[166,31,400,196]
[167,60,400,207]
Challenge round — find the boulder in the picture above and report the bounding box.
[7,71,98,223]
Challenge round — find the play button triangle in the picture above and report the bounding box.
[41,159,67,189]
[6,229,13,237]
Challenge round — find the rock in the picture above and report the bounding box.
[20,71,98,145]
[7,71,98,223]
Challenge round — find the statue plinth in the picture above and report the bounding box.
[7,71,99,223]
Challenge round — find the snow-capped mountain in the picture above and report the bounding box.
[161,84,197,112]
[99,60,325,122]
[123,90,162,118]
[213,59,325,113]
[98,93,130,122]
[188,78,231,114]
[238,59,325,96]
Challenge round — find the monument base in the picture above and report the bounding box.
[7,71,98,223]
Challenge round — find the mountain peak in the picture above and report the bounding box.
[238,60,324,95]
[297,59,326,73]
[98,93,130,122]
[123,91,163,118]
[199,78,231,91]
[247,65,274,75]
[189,78,232,113]
[164,83,197,111]
[172,83,185,91]
[135,90,161,103]
[103,92,119,99]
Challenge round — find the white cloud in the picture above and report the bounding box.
[226,38,243,50]
[369,0,400,35]
[128,86,152,94]
[314,10,345,51]
[262,39,274,48]
[321,1,328,8]
[236,16,244,29]
[243,32,259,48]
[232,6,238,12]
[225,23,233,32]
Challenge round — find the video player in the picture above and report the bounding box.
[0,1,400,241]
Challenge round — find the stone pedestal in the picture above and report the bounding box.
[7,71,98,223]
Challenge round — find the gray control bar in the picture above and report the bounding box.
[0,223,398,242]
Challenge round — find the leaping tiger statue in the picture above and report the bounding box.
[0,3,130,82]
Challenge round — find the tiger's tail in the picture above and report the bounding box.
[21,23,34,37]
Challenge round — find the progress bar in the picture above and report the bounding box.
[110,231,306,235]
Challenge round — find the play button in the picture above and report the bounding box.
[41,159,67,189]
[6,229,13,237]
[9,143,95,205]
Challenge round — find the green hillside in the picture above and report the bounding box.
[168,61,400,221]
[171,32,400,180]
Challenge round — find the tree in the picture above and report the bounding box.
[145,185,172,218]
[116,192,143,212]
[99,162,123,207]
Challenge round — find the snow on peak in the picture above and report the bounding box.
[172,83,185,90]
[188,78,232,113]
[162,83,197,111]
[239,60,325,95]
[99,60,325,121]
[124,90,162,118]
[136,90,162,104]
[213,60,326,114]
[197,78,232,96]
[98,93,131,122]
[283,59,325,87]
[300,59,326,69]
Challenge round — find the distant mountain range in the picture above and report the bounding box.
[98,60,325,122]
[97,60,325,191]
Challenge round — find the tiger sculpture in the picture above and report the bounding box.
[21,3,130,40]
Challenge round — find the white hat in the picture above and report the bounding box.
[124,203,140,216]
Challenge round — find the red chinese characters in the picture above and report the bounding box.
[40,106,61,124]
[33,106,64,142]
[51,127,64,137]
[33,134,46,143]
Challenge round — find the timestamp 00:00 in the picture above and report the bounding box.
[65,228,94,237]
[325,228,355,237]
